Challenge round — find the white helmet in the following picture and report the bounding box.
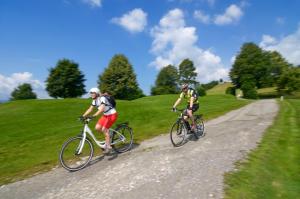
[89,87,100,94]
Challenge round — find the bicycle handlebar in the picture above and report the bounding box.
[79,116,94,123]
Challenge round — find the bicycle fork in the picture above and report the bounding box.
[76,130,87,155]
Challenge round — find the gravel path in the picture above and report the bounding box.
[0,99,278,199]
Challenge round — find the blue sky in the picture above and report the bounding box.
[1,0,300,100]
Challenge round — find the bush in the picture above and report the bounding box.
[226,87,236,96]
[241,82,258,99]
[11,83,37,100]
[196,86,206,96]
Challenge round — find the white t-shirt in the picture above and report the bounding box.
[92,96,116,115]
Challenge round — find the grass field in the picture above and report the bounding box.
[224,99,300,199]
[206,82,233,95]
[0,94,250,185]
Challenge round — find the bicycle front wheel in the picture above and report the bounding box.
[170,119,188,147]
[59,136,94,171]
[111,125,133,153]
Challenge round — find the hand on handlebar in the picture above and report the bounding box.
[79,115,94,121]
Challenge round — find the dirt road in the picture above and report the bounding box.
[0,99,278,199]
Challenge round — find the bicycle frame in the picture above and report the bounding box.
[77,121,126,154]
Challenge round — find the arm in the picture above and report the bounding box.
[189,97,194,109]
[92,104,105,117]
[82,106,94,117]
[173,98,182,108]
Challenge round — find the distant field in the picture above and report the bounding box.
[0,94,250,185]
[224,99,300,199]
[206,82,233,95]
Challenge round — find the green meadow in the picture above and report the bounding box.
[0,94,250,185]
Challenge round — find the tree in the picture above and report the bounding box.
[240,74,257,99]
[277,66,300,93]
[151,65,179,95]
[195,85,206,96]
[98,54,144,100]
[230,42,272,89]
[46,59,86,98]
[11,83,37,100]
[178,59,198,86]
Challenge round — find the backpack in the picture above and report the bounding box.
[104,95,116,108]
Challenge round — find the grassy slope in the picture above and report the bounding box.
[206,82,233,95]
[224,99,300,199]
[0,94,250,185]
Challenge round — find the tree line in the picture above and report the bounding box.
[11,42,300,100]
[11,54,144,100]
[229,42,300,99]
[11,54,204,100]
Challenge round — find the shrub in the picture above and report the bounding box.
[226,87,236,96]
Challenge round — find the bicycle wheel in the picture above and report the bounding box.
[194,116,205,138]
[170,119,188,147]
[59,136,94,171]
[111,125,133,153]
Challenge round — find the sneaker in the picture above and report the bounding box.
[103,147,112,154]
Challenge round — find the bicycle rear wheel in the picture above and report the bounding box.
[111,125,133,153]
[170,119,188,147]
[59,136,94,171]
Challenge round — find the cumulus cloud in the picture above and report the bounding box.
[259,25,300,66]
[194,10,210,24]
[259,35,277,48]
[214,4,243,25]
[111,8,147,33]
[150,8,229,83]
[82,0,102,7]
[0,72,49,100]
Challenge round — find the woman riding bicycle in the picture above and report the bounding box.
[172,83,199,131]
[82,87,117,154]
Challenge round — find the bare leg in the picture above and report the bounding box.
[187,110,195,130]
[102,127,111,149]
[95,124,111,149]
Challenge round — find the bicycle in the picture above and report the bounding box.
[170,108,205,147]
[59,117,133,171]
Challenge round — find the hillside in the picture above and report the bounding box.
[206,82,233,95]
[0,94,250,185]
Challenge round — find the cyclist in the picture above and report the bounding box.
[172,83,199,131]
[82,87,118,154]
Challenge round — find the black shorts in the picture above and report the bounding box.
[186,103,199,113]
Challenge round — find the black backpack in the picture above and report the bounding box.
[104,95,116,108]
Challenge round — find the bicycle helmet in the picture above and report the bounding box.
[89,87,100,94]
[181,83,189,91]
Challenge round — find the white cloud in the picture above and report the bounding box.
[150,8,229,83]
[259,25,300,66]
[111,8,147,33]
[259,35,277,48]
[82,0,102,7]
[214,4,243,25]
[0,72,49,100]
[231,55,236,64]
[194,10,211,24]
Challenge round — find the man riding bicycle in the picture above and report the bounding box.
[172,83,199,131]
[82,87,118,154]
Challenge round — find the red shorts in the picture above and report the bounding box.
[98,113,118,129]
